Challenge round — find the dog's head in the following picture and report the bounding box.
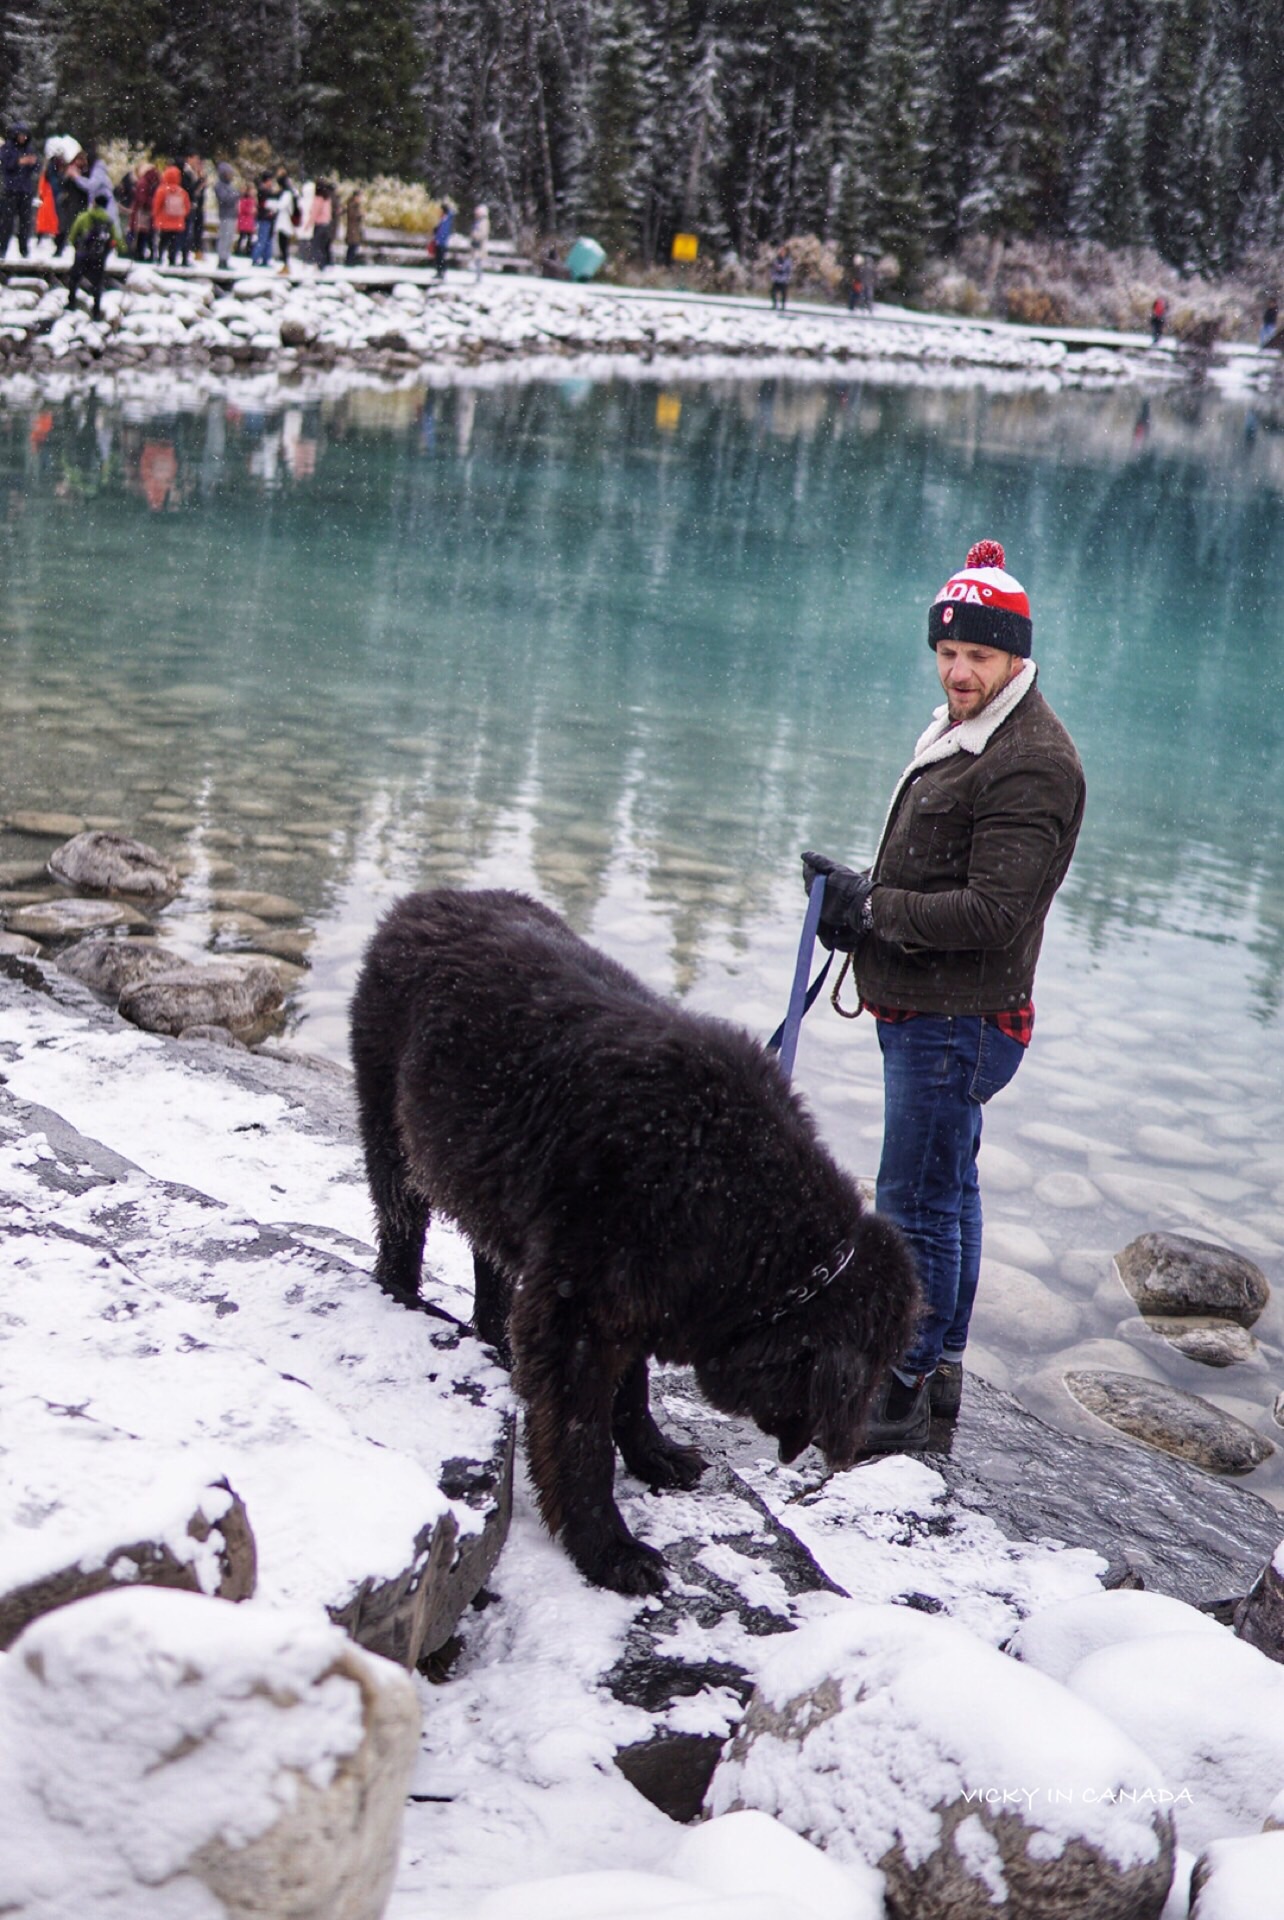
[695,1209,920,1469]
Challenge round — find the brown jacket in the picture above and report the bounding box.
[857,666,1084,1015]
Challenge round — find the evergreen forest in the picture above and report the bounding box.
[1,0,1281,279]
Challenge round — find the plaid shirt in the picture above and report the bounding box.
[864,1001,1035,1046]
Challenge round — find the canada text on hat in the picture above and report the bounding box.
[928,539,1032,657]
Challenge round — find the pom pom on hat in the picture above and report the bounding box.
[928,538,1032,657]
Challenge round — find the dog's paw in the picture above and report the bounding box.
[639,1440,708,1493]
[578,1535,669,1597]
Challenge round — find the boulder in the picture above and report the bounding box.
[118,959,285,1043]
[1065,1370,1274,1475]
[0,1588,421,1919]
[1067,1629,1284,1852]
[7,898,152,943]
[1116,1232,1269,1328]
[707,1603,1175,1920]
[1233,1544,1284,1664]
[0,932,40,957]
[0,860,50,887]
[56,935,190,1002]
[47,830,179,902]
[0,1478,256,1651]
[1189,1834,1284,1920]
[1007,1588,1227,1683]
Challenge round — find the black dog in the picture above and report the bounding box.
[350,888,918,1596]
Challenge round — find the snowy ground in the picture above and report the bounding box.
[2,975,1283,1917]
[2,254,1281,402]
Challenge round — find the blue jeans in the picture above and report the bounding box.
[252,217,273,266]
[875,1015,1025,1376]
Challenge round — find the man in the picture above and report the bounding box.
[0,124,39,258]
[66,192,117,321]
[802,538,1085,1451]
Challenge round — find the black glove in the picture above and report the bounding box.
[800,850,876,952]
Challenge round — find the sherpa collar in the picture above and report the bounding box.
[874,660,1038,862]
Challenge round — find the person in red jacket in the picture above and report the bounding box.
[151,165,190,268]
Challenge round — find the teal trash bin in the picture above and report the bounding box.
[566,236,606,282]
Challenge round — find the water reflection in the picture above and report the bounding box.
[1,374,1281,1494]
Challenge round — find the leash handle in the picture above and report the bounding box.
[770,873,828,1081]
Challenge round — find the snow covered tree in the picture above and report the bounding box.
[959,0,1072,236]
[46,0,170,144]
[581,0,652,255]
[299,0,423,176]
[836,0,932,283]
[1068,36,1149,247]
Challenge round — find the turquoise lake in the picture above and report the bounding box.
[2,371,1283,1496]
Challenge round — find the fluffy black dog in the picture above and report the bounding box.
[350,888,918,1596]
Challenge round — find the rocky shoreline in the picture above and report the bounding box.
[1,260,1277,395]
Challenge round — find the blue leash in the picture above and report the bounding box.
[767,874,832,1081]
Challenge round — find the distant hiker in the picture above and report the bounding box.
[470,201,490,283]
[36,160,59,250]
[180,154,206,263]
[236,182,256,255]
[1260,299,1279,350]
[66,191,116,320]
[1149,295,1167,345]
[310,180,334,268]
[130,162,159,259]
[252,172,275,266]
[432,201,454,281]
[295,176,316,263]
[273,170,298,273]
[0,123,39,258]
[214,161,238,270]
[75,150,119,234]
[151,165,191,268]
[769,246,792,311]
[59,150,91,249]
[343,188,365,267]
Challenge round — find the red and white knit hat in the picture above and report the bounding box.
[928,539,1032,657]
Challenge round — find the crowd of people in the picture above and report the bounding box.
[0,124,375,305]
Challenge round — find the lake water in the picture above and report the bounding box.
[3,370,1283,1503]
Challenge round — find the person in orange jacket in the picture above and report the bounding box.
[151,165,190,268]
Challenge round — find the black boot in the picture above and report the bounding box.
[860,1371,931,1454]
[929,1359,964,1420]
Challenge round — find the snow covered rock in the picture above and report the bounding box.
[671,1809,884,1919]
[1116,1231,1270,1327]
[707,1603,1176,1920]
[1007,1589,1227,1682]
[1064,1370,1274,1474]
[0,1467,254,1651]
[1188,1834,1284,1920]
[0,1587,420,1919]
[117,957,285,1043]
[1233,1538,1284,1663]
[47,829,179,901]
[1066,1629,1284,1852]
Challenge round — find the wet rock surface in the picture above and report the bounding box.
[7,896,152,942]
[56,934,192,1000]
[118,957,285,1044]
[1065,1369,1275,1476]
[1121,1313,1261,1368]
[1117,1229,1270,1327]
[921,1375,1281,1603]
[1234,1551,1284,1663]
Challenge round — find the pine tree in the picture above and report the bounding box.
[299,0,423,177]
[959,0,1072,237]
[581,0,651,255]
[1068,37,1148,247]
[47,0,171,145]
[837,0,930,285]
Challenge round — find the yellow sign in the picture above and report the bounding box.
[655,392,682,431]
[671,232,699,263]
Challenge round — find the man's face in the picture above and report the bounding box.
[935,640,1022,722]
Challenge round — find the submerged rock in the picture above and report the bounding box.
[7,898,152,943]
[211,888,303,921]
[1119,1314,1260,1369]
[47,829,179,902]
[4,810,85,838]
[1116,1231,1270,1327]
[118,959,285,1043]
[1065,1370,1274,1475]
